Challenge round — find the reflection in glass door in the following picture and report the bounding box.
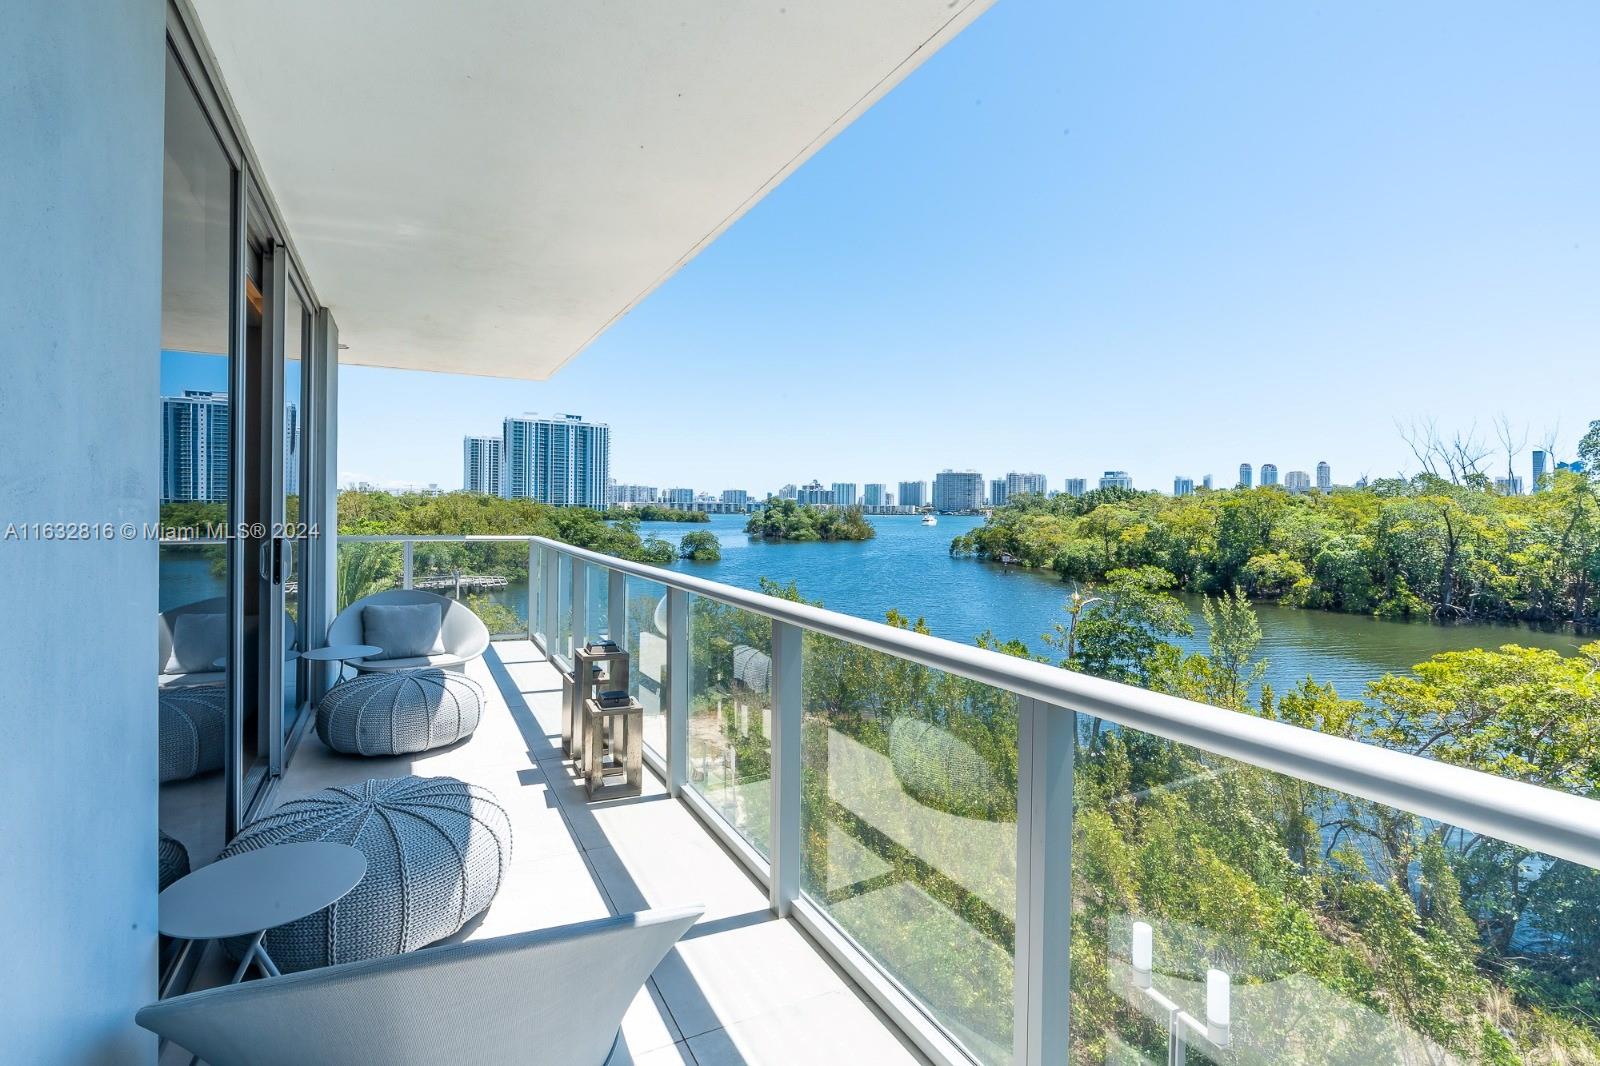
[158,45,237,872]
[282,287,309,743]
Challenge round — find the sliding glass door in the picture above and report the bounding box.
[159,30,326,885]
[158,42,238,869]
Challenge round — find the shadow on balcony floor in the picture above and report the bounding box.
[164,640,924,1066]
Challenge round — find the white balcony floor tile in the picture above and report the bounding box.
[686,989,922,1065]
[244,640,926,1065]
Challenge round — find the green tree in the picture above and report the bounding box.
[678,530,722,562]
[1198,587,1267,711]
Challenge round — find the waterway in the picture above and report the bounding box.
[159,513,1587,699]
[634,514,1586,698]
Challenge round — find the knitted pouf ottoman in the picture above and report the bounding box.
[220,776,512,972]
[316,670,484,756]
[158,685,228,783]
[157,830,190,892]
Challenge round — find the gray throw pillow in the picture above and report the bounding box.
[168,613,226,674]
[362,602,446,660]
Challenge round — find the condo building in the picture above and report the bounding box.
[932,469,984,512]
[1316,461,1331,492]
[1260,463,1279,487]
[462,435,504,496]
[797,480,832,505]
[1238,463,1253,489]
[503,413,610,507]
[897,480,928,508]
[1284,470,1311,494]
[1006,472,1048,499]
[1099,470,1134,491]
[160,390,232,503]
[609,483,659,506]
[1064,477,1087,497]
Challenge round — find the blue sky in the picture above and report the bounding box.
[337,0,1599,495]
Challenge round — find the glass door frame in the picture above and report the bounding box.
[230,174,328,826]
[282,266,317,756]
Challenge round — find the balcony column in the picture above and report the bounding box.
[401,540,413,589]
[664,588,689,798]
[1014,696,1073,1065]
[768,620,803,917]
[607,568,626,644]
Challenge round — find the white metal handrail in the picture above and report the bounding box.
[337,532,1600,870]
[339,531,1600,1066]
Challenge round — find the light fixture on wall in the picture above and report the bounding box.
[1129,920,1233,1060]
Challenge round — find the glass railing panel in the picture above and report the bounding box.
[585,565,608,645]
[555,556,572,662]
[799,633,1017,1065]
[334,541,404,612]
[410,540,528,638]
[1068,716,1600,1064]
[686,593,772,855]
[625,577,669,757]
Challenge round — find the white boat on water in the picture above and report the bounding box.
[921,513,937,526]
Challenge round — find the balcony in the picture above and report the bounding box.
[168,532,1600,1065]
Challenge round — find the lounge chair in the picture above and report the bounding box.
[327,589,490,674]
[136,906,702,1065]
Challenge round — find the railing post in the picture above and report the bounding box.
[607,567,626,645]
[1014,696,1073,1065]
[664,587,688,798]
[534,541,547,640]
[768,620,802,917]
[401,540,413,590]
[570,557,588,655]
[541,547,558,659]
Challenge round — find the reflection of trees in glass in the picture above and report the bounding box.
[732,565,1600,1063]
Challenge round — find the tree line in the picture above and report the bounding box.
[951,464,1600,628]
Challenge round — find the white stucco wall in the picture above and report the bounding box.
[0,1,166,1060]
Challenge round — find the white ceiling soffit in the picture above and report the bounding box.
[189,0,996,380]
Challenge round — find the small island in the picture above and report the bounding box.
[745,499,875,542]
[677,529,722,562]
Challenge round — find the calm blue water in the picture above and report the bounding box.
[159,513,1586,700]
[640,514,1586,698]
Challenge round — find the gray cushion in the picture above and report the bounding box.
[166,612,225,674]
[353,653,466,674]
[159,685,228,783]
[220,776,512,972]
[362,603,446,661]
[317,670,484,756]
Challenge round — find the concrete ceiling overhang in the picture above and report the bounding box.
[189,0,995,379]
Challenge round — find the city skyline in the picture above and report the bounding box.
[336,0,1597,494]
[424,414,1576,504]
